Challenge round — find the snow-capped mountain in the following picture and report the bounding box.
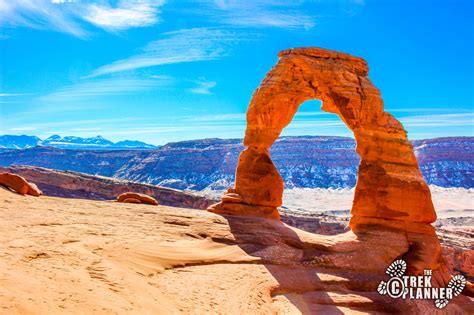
[42,135,115,148]
[0,136,472,189]
[0,135,157,150]
[0,135,41,149]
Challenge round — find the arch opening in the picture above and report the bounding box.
[271,100,358,218]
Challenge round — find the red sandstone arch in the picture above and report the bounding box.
[208,47,436,226]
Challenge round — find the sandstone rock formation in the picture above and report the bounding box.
[209,47,436,225]
[117,192,159,206]
[0,165,214,209]
[0,172,42,196]
[208,47,453,282]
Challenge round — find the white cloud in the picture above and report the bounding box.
[0,0,88,38]
[0,93,24,97]
[83,0,165,30]
[0,0,165,38]
[86,27,246,77]
[188,78,217,95]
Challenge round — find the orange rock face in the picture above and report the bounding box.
[117,192,159,206]
[208,47,436,224]
[122,198,142,204]
[0,172,42,197]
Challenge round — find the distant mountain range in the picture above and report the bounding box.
[0,136,472,189]
[0,135,157,150]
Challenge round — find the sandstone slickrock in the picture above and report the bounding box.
[1,189,472,313]
[0,165,214,209]
[117,192,159,206]
[0,172,42,196]
[208,47,455,287]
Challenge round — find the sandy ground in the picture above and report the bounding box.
[1,187,473,314]
[2,187,401,315]
[0,187,263,314]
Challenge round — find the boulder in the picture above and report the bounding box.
[117,192,159,206]
[0,172,42,197]
[122,198,142,204]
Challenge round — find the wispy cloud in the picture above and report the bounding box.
[203,1,316,30]
[38,76,173,103]
[180,113,245,122]
[386,107,470,113]
[86,27,246,77]
[182,110,332,122]
[188,77,217,95]
[0,0,87,38]
[51,0,75,4]
[0,93,25,97]
[7,126,38,132]
[223,11,315,30]
[0,0,165,38]
[399,113,474,127]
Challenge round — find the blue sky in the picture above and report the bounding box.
[0,0,473,145]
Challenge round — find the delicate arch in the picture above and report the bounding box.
[209,47,436,224]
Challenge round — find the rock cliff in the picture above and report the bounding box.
[0,165,214,210]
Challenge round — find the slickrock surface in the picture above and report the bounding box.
[0,188,472,314]
[0,172,42,196]
[0,165,214,210]
[210,47,435,224]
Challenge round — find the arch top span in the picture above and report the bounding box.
[278,47,369,76]
[208,47,437,225]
